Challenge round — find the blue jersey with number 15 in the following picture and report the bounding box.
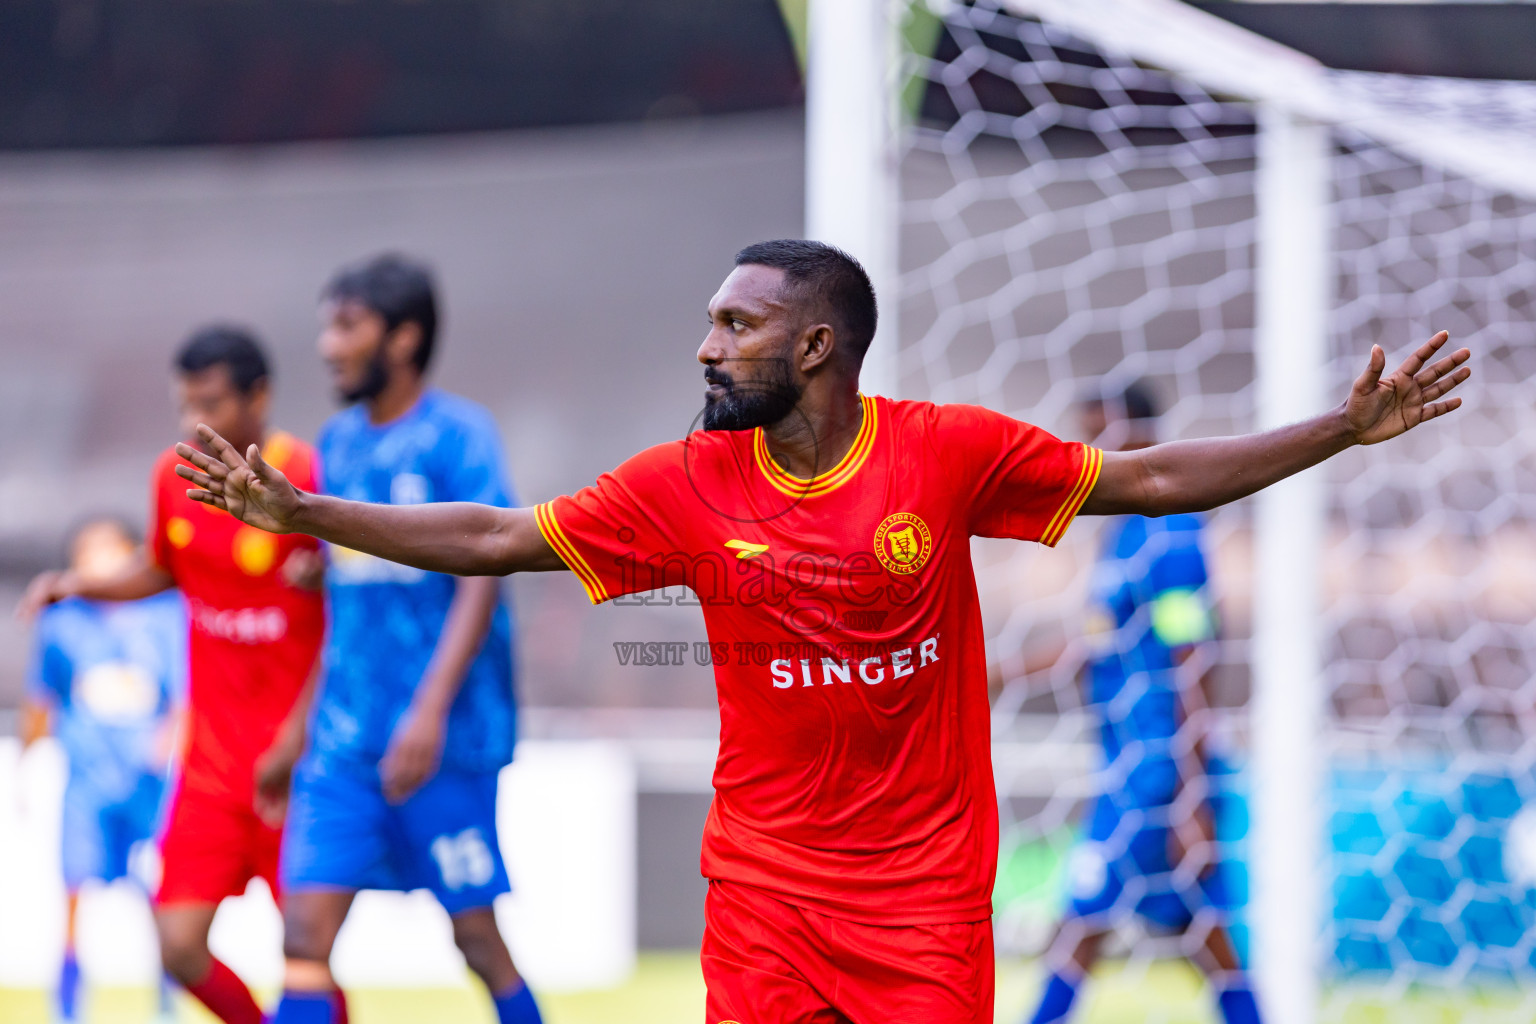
[314,389,517,773]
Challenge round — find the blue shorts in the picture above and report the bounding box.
[62,773,165,890]
[1065,794,1233,932]
[281,757,510,915]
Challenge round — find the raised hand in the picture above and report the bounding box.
[1344,331,1471,446]
[379,707,446,804]
[280,548,326,591]
[175,424,303,534]
[252,734,301,828]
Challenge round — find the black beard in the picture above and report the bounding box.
[338,346,390,405]
[703,364,802,431]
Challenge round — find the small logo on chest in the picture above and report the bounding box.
[873,512,932,575]
[723,539,770,560]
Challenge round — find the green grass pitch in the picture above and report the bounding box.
[1,955,1521,1023]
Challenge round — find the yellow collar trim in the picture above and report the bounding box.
[753,394,879,499]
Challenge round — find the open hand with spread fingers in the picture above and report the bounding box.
[1344,331,1471,445]
[175,423,303,534]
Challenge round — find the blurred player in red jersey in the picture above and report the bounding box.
[175,241,1469,1023]
[22,326,325,1024]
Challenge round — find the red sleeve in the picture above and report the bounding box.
[286,449,318,493]
[936,404,1102,546]
[261,431,317,490]
[536,441,693,605]
[264,433,322,552]
[148,450,177,572]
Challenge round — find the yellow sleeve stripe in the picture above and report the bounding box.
[534,502,609,605]
[1040,444,1103,547]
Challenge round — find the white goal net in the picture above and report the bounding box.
[822,0,1536,1020]
[1320,128,1536,1019]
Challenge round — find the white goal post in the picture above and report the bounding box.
[804,0,902,400]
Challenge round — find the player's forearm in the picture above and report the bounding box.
[1087,408,1355,516]
[64,557,176,603]
[289,492,556,576]
[412,576,500,719]
[19,699,51,747]
[275,656,323,752]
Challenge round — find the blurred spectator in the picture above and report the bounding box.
[22,516,185,1023]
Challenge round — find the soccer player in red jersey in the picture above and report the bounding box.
[23,326,325,1024]
[174,241,1470,1023]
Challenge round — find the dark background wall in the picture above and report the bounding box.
[1196,2,1536,81]
[10,0,1535,156]
[0,0,802,149]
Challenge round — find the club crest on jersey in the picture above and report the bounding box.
[873,512,932,575]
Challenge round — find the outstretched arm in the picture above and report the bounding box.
[379,575,500,803]
[15,555,173,620]
[253,655,320,828]
[1083,332,1470,517]
[174,426,565,577]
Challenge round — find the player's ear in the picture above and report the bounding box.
[245,377,272,419]
[387,321,424,371]
[799,322,837,373]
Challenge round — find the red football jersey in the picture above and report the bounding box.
[539,396,1102,924]
[150,431,325,803]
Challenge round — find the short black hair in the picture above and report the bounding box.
[734,240,878,364]
[1085,379,1160,422]
[174,325,270,394]
[323,253,439,372]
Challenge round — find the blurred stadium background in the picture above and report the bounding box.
[2,1,1536,1022]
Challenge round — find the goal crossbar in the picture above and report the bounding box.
[998,0,1536,202]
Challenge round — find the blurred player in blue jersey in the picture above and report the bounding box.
[22,517,185,1023]
[269,254,540,1024]
[1026,383,1260,1024]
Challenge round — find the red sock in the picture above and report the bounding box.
[334,989,350,1024]
[186,957,263,1024]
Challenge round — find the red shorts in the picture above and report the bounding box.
[702,880,993,1024]
[156,783,282,907]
